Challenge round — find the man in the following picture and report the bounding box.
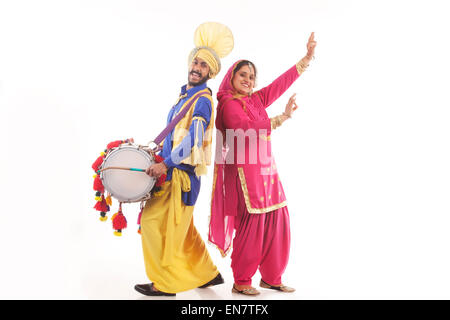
[134,22,234,296]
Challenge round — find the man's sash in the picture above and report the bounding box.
[152,90,210,149]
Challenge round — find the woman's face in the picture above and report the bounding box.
[232,64,255,95]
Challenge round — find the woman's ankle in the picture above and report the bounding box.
[234,283,254,290]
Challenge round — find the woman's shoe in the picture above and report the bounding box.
[259,279,295,292]
[231,284,260,295]
[134,283,176,296]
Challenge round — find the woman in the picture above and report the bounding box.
[209,33,316,295]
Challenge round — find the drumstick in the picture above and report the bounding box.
[100,166,146,172]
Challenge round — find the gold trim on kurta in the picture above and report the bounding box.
[237,167,287,214]
[192,116,207,123]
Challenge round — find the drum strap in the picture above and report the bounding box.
[152,90,211,149]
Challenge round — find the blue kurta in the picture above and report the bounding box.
[159,83,212,206]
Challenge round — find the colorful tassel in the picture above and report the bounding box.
[112,204,127,236]
[99,212,108,222]
[137,208,142,226]
[137,205,143,234]
[93,175,104,192]
[156,175,166,187]
[152,187,165,197]
[154,154,164,163]
[94,195,109,212]
[153,154,167,187]
[105,193,112,206]
[107,140,125,150]
[92,155,105,172]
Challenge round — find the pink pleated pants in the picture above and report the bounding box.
[231,185,291,286]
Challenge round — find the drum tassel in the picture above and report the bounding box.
[136,201,146,235]
[112,203,127,236]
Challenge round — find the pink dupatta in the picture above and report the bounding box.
[208,61,242,256]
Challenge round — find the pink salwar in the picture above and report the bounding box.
[231,179,291,286]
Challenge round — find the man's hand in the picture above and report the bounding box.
[146,162,168,177]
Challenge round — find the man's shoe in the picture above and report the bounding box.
[198,273,224,288]
[134,283,176,296]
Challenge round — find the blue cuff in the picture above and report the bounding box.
[163,157,176,168]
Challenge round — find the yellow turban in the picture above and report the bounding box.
[188,22,234,79]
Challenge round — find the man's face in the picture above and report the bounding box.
[188,57,210,87]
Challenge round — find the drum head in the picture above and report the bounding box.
[101,145,156,202]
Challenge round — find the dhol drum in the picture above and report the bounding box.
[100,143,156,203]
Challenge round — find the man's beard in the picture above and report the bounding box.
[188,71,209,87]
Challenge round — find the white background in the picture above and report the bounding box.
[1,0,449,299]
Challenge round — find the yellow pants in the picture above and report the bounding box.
[140,169,219,293]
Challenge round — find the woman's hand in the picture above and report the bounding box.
[296,32,317,73]
[283,93,299,119]
[270,94,299,129]
[304,32,317,63]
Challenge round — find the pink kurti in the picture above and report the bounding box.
[209,61,301,285]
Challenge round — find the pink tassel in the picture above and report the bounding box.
[112,204,127,236]
[92,155,105,172]
[93,175,104,192]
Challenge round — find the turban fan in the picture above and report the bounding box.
[188,22,234,78]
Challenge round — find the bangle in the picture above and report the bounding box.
[270,114,288,129]
[296,57,310,74]
[282,112,291,119]
[270,116,280,130]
